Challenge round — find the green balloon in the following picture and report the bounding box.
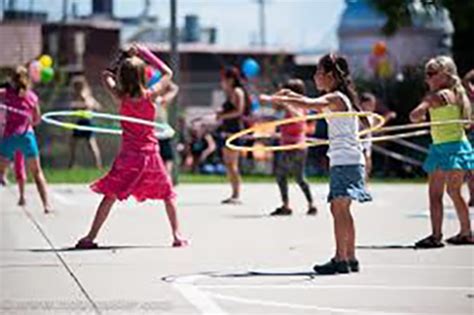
[40,67,54,83]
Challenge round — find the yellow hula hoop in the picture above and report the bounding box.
[372,119,473,134]
[225,111,386,152]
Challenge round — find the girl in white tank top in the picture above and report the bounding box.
[262,53,371,275]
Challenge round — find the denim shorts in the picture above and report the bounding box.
[328,164,372,203]
[0,131,39,161]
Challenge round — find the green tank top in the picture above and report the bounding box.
[429,104,466,144]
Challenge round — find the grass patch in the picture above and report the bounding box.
[17,168,427,184]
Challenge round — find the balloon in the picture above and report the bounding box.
[39,54,53,68]
[145,66,154,80]
[372,41,387,57]
[241,58,260,78]
[40,67,54,83]
[29,61,41,83]
[147,70,162,87]
[377,58,393,78]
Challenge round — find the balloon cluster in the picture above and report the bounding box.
[29,55,55,84]
[241,58,260,79]
[368,41,393,79]
[145,66,162,87]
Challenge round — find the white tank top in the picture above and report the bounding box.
[325,91,365,167]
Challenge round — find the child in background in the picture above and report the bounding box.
[75,44,188,249]
[0,67,52,213]
[359,92,397,181]
[410,56,474,248]
[68,76,103,169]
[462,69,474,207]
[262,79,317,216]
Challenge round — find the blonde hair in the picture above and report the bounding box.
[425,56,471,120]
[118,56,146,98]
[12,66,30,96]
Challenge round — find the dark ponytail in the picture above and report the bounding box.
[318,54,368,126]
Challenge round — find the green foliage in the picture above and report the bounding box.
[369,0,412,35]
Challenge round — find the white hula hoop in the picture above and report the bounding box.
[41,110,175,139]
[0,103,31,117]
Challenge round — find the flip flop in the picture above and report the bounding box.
[75,239,98,249]
[172,239,189,247]
[446,234,474,245]
[414,235,444,249]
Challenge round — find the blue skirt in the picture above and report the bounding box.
[328,164,372,203]
[423,140,474,173]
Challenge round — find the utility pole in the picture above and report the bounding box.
[169,0,180,183]
[257,0,266,47]
[62,0,69,22]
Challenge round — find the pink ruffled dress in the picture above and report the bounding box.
[90,92,175,202]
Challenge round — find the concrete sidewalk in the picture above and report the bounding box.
[1,183,473,314]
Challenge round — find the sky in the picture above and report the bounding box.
[2,0,346,51]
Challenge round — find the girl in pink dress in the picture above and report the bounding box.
[75,44,188,249]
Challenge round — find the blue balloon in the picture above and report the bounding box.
[147,70,162,87]
[241,58,260,78]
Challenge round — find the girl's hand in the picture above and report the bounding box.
[126,44,138,57]
[259,94,273,103]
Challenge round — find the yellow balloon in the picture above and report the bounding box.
[39,55,53,68]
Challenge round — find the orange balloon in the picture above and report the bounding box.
[372,41,387,57]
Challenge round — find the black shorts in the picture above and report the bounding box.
[72,119,94,139]
[159,139,175,161]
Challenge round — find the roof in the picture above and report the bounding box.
[131,42,295,56]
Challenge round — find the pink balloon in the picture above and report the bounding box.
[29,61,41,83]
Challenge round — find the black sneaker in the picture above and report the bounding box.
[270,206,292,216]
[306,206,318,215]
[313,258,349,275]
[348,259,359,272]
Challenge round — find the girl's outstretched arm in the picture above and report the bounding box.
[261,92,343,112]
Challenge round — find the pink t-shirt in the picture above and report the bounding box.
[3,87,38,137]
[280,111,306,145]
[119,92,158,152]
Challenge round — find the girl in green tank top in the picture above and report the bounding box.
[409,56,474,248]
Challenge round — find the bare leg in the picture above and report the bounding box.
[468,171,474,207]
[88,137,103,169]
[427,170,446,239]
[68,137,77,169]
[164,198,188,247]
[223,148,241,201]
[17,178,26,206]
[364,151,372,184]
[78,195,116,242]
[0,159,9,186]
[330,197,352,261]
[446,170,471,236]
[14,151,27,206]
[27,158,52,213]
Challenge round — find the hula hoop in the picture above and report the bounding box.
[0,103,31,117]
[41,110,175,139]
[373,119,473,134]
[226,111,386,152]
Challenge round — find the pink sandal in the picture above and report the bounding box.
[172,239,189,247]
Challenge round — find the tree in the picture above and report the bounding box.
[369,0,474,74]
